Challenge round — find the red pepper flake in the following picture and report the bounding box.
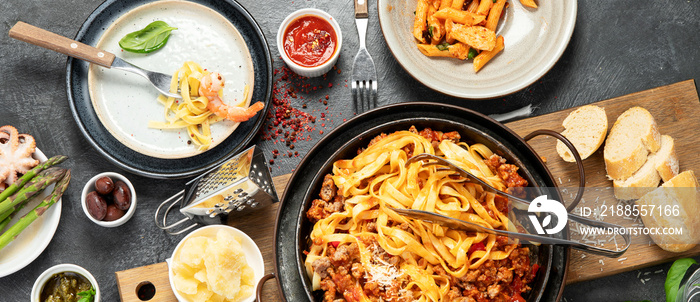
[269,159,275,165]
[261,65,342,163]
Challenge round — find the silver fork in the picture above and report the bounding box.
[402,153,631,257]
[351,0,378,113]
[9,21,180,99]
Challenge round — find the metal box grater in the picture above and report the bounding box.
[155,145,279,235]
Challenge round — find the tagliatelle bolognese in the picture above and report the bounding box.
[305,127,537,302]
[148,61,249,150]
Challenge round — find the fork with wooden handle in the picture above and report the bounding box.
[9,21,180,98]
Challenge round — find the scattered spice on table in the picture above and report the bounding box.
[260,65,347,167]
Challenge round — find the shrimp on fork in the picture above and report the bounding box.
[198,72,264,122]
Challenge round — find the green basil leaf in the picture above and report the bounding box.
[467,48,479,60]
[436,42,450,51]
[119,21,177,53]
[76,287,95,302]
[666,258,698,302]
[428,26,434,38]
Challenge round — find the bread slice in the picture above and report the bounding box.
[636,171,700,253]
[654,135,679,182]
[613,153,661,200]
[604,107,661,180]
[556,105,608,162]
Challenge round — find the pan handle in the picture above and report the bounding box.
[523,129,585,212]
[256,273,278,302]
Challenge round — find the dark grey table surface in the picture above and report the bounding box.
[1,0,698,301]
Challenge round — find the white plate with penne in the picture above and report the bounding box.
[378,0,576,99]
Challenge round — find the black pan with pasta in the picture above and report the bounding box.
[261,103,579,302]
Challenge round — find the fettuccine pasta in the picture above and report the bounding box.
[148,61,248,150]
[304,127,537,302]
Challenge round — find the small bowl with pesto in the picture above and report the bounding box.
[31,263,100,302]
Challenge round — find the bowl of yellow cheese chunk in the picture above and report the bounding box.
[168,225,264,302]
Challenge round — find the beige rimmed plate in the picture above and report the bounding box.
[88,0,254,159]
[0,148,62,278]
[378,0,577,99]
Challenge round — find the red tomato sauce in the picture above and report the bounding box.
[283,15,337,67]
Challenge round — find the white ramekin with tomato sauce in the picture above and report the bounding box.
[277,8,342,78]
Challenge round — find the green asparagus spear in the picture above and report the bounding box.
[0,167,66,219]
[0,155,67,204]
[0,217,9,233]
[0,193,40,234]
[0,170,70,251]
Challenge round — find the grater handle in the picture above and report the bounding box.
[154,190,200,235]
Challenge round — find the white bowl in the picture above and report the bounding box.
[277,8,342,77]
[81,172,136,227]
[168,225,264,302]
[31,263,100,302]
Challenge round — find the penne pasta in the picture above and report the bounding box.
[451,0,466,10]
[427,5,445,44]
[444,18,456,44]
[412,0,536,72]
[439,0,452,10]
[476,0,493,16]
[466,0,479,13]
[485,0,507,31]
[520,0,538,8]
[433,8,486,26]
[417,42,470,60]
[473,35,505,72]
[413,0,430,43]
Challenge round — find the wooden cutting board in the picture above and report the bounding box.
[116,80,699,302]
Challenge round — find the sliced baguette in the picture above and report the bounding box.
[655,135,679,182]
[556,105,608,162]
[604,107,661,180]
[613,153,661,200]
[636,171,700,253]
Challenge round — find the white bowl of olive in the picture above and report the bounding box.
[31,263,100,302]
[81,172,136,227]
